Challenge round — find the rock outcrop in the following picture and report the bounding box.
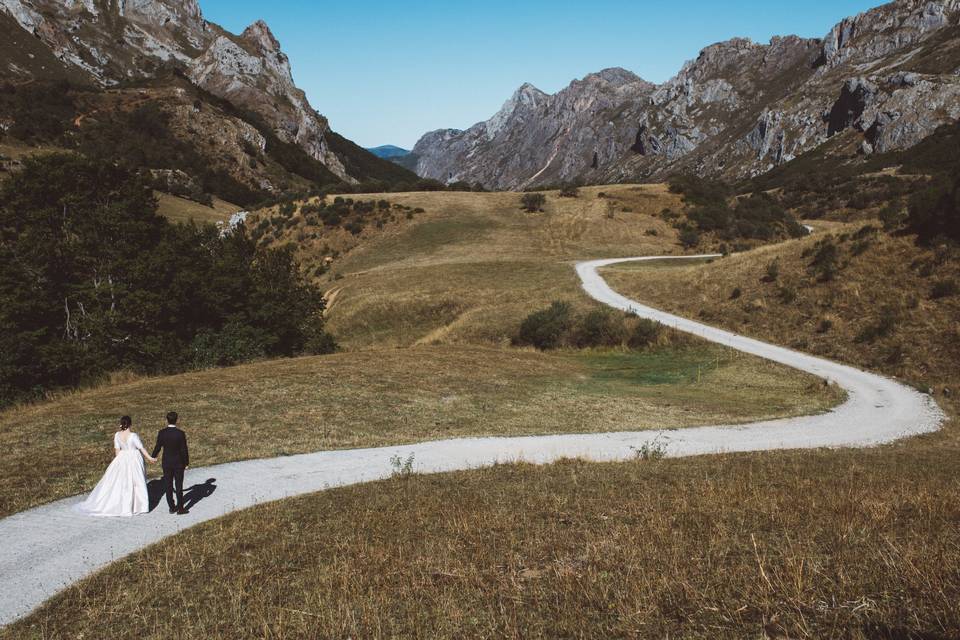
[411,0,960,189]
[412,68,655,189]
[0,0,356,181]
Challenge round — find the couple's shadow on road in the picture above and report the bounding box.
[148,478,217,512]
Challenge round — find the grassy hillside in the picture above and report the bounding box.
[602,225,960,390]
[154,191,241,225]
[313,185,689,349]
[4,183,956,638]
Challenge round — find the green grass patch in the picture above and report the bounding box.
[571,347,724,388]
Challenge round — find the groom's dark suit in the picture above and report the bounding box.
[152,425,189,512]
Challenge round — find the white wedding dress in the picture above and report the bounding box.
[74,431,150,517]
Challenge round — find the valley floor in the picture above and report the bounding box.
[0,185,954,638]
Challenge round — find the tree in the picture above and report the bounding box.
[0,154,334,406]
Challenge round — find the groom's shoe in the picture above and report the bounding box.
[168,507,177,514]
[176,507,190,515]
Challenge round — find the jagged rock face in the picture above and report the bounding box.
[412,0,960,189]
[412,68,655,189]
[0,0,353,181]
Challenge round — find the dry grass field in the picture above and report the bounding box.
[8,430,958,639]
[0,342,840,518]
[0,183,852,517]
[320,185,687,348]
[602,225,960,390]
[2,183,852,518]
[154,191,241,225]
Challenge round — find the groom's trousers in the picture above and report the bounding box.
[163,466,185,510]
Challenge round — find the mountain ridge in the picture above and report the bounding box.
[0,0,415,189]
[410,0,960,190]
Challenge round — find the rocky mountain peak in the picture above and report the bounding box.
[582,67,644,87]
[0,0,361,181]
[241,19,281,53]
[511,82,548,103]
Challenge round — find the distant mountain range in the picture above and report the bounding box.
[367,145,410,159]
[410,0,960,190]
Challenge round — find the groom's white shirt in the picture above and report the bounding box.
[166,424,177,428]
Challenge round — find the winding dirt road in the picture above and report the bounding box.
[0,256,945,627]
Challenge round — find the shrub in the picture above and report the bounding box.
[906,172,959,243]
[679,228,700,249]
[515,302,573,350]
[191,322,267,368]
[668,175,731,206]
[778,286,797,304]
[687,192,804,241]
[729,287,742,300]
[559,184,580,198]
[931,279,958,299]
[855,306,899,343]
[879,204,906,231]
[574,308,626,348]
[627,318,661,350]
[816,318,833,333]
[763,259,780,283]
[521,193,547,212]
[809,238,839,282]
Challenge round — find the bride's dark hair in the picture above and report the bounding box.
[119,416,132,431]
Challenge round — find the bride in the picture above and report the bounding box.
[74,416,157,517]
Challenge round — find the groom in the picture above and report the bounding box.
[152,411,190,515]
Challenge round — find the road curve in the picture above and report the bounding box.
[0,256,945,627]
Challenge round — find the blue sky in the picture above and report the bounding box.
[201,0,882,149]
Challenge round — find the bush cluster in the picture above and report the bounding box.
[521,193,547,212]
[256,196,421,247]
[514,303,662,351]
[668,175,803,243]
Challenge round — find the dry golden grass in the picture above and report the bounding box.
[154,191,241,226]
[602,226,960,391]
[0,343,840,518]
[9,426,958,639]
[320,186,687,349]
